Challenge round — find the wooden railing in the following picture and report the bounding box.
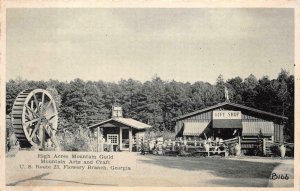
[223,137,239,145]
[264,140,294,156]
[142,137,241,156]
[173,137,239,146]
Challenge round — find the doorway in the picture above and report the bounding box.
[215,128,241,140]
[120,127,129,151]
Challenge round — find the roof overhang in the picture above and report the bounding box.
[173,102,288,121]
[183,121,210,136]
[88,117,152,130]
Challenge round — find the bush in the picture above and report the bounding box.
[269,144,294,157]
[57,127,94,151]
[270,144,280,156]
[243,149,252,156]
[228,144,235,155]
[285,144,294,157]
[144,130,175,141]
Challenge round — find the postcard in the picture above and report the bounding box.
[1,1,299,190]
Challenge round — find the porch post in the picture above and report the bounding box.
[129,127,132,152]
[263,138,266,156]
[99,128,104,152]
[97,127,100,152]
[119,127,122,150]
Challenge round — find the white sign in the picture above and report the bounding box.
[213,110,241,119]
[112,106,123,117]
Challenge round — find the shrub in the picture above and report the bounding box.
[228,144,235,155]
[285,144,294,157]
[144,130,175,141]
[270,144,280,156]
[57,127,94,151]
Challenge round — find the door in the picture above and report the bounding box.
[120,127,129,150]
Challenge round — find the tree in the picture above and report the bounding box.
[5,69,294,142]
[46,86,61,112]
[215,74,226,102]
[227,77,243,104]
[241,74,258,107]
[61,79,89,127]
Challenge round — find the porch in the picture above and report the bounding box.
[89,117,151,152]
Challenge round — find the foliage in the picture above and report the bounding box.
[285,144,294,157]
[144,130,175,141]
[270,144,280,156]
[56,127,94,151]
[270,144,294,157]
[6,115,13,136]
[6,69,294,143]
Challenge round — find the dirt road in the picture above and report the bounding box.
[5,152,294,187]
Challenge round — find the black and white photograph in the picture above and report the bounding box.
[1,3,298,189]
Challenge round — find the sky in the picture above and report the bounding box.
[6,8,294,84]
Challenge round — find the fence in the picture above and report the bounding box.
[143,137,241,156]
[264,140,294,157]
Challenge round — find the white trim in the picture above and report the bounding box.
[107,134,119,145]
[120,127,129,151]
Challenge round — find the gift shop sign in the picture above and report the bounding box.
[213,110,241,120]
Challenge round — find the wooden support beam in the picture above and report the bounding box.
[36,122,46,150]
[263,138,266,156]
[120,127,122,150]
[99,128,104,152]
[97,127,100,152]
[129,127,132,152]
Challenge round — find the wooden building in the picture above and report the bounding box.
[88,107,151,152]
[174,102,287,151]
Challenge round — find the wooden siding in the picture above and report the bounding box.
[175,102,287,121]
[274,123,284,143]
[242,114,269,121]
[175,106,284,140]
[242,121,274,136]
[175,111,212,134]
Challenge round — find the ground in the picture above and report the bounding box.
[5,151,294,187]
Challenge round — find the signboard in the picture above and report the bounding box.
[213,110,241,120]
[112,106,123,117]
[213,110,242,128]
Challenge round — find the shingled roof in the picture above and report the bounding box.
[88,117,151,129]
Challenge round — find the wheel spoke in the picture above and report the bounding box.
[37,124,45,143]
[32,93,39,113]
[46,113,58,121]
[25,105,39,118]
[28,128,33,136]
[25,112,33,121]
[30,121,41,139]
[41,92,45,105]
[24,118,39,126]
[39,92,45,115]
[12,89,58,147]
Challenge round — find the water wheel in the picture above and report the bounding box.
[11,89,60,150]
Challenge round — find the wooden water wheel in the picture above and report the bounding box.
[11,89,60,150]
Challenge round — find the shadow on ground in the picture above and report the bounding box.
[138,156,281,187]
[7,173,117,186]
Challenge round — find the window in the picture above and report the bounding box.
[107,134,119,145]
